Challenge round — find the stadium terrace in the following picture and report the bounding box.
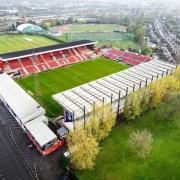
[53,60,176,130]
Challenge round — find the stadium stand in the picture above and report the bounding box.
[0,40,95,77]
[104,48,150,66]
[53,60,176,130]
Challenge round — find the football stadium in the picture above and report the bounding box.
[0,35,177,155]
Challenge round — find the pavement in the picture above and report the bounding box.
[0,108,34,179]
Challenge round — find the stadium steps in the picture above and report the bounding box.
[58,58,69,66]
[37,63,49,71]
[70,49,76,56]
[45,61,51,69]
[23,67,29,76]
[19,68,27,76]
[81,54,88,60]
[77,54,84,61]
[72,48,80,56]
[75,48,81,54]
[74,56,80,62]
[68,49,73,56]
[40,54,52,69]
[63,58,70,65]
[57,58,65,66]
[56,59,63,67]
[66,56,78,64]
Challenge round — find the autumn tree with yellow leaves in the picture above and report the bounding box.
[87,103,116,141]
[67,103,116,170]
[67,128,100,170]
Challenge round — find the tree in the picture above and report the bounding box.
[124,92,141,121]
[163,76,179,92]
[128,129,153,158]
[127,23,145,48]
[149,80,167,109]
[138,87,151,114]
[87,103,116,141]
[157,92,180,122]
[98,104,116,141]
[173,66,180,81]
[67,128,99,170]
[141,47,153,56]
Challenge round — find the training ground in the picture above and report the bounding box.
[0,34,60,54]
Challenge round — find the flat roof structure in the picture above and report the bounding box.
[0,73,45,124]
[53,60,176,126]
[0,40,96,61]
[25,115,57,148]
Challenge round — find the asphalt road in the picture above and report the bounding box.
[0,103,34,180]
[0,101,66,180]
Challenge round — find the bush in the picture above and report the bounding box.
[128,129,153,158]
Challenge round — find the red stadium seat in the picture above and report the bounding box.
[105,48,150,65]
[47,61,60,69]
[42,53,54,62]
[1,44,94,77]
[26,65,39,74]
[8,59,22,70]
[21,57,33,67]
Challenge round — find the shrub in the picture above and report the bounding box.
[128,129,153,158]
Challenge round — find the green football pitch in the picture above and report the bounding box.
[17,57,128,118]
[0,34,60,54]
[69,24,120,32]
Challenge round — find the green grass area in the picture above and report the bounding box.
[0,34,60,54]
[69,24,120,32]
[96,40,140,49]
[62,32,133,42]
[17,58,128,118]
[77,105,180,180]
